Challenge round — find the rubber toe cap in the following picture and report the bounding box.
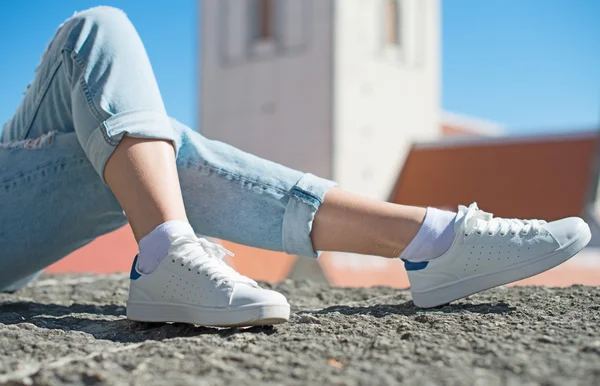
[230,283,289,307]
[542,217,589,247]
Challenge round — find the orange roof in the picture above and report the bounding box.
[390,131,600,221]
[47,226,137,273]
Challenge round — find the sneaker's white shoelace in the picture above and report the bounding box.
[462,202,546,237]
[169,234,257,287]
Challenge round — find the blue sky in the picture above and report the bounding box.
[444,0,600,133]
[0,0,598,134]
[0,0,198,129]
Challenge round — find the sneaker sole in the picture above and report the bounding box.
[126,301,290,327]
[411,223,592,308]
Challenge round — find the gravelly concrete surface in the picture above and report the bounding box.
[0,274,599,386]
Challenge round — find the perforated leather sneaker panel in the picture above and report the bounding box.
[130,255,235,308]
[426,228,555,276]
[408,230,556,293]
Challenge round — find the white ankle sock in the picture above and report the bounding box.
[400,207,457,263]
[137,220,195,274]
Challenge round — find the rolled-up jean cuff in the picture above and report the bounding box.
[282,173,337,258]
[85,110,180,183]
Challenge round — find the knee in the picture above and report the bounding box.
[73,5,129,28]
[74,6,131,28]
[68,6,139,55]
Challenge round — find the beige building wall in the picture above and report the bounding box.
[200,0,440,198]
[333,0,440,198]
[200,0,334,178]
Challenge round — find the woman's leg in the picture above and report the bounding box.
[104,137,187,241]
[171,118,336,258]
[312,189,425,258]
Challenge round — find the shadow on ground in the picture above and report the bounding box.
[0,301,277,343]
[301,300,515,318]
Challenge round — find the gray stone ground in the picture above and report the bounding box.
[0,274,599,386]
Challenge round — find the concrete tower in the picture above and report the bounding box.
[200,0,440,199]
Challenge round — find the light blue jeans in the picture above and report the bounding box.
[0,6,336,290]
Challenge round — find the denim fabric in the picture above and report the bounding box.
[0,7,336,290]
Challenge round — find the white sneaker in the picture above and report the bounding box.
[404,203,591,308]
[127,233,290,327]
